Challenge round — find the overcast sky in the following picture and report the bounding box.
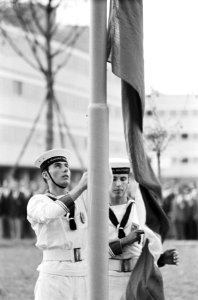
[58,0,198,95]
[143,0,198,95]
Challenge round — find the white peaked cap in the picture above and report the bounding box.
[109,157,131,174]
[34,148,71,170]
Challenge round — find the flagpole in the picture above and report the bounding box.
[88,0,109,300]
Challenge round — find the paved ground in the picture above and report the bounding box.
[0,239,198,300]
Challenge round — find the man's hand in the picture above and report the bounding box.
[78,172,88,192]
[120,229,144,248]
[163,249,179,265]
[68,172,88,202]
[158,248,179,267]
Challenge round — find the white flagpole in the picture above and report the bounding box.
[88,0,109,300]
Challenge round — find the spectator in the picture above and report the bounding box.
[20,180,35,239]
[9,179,21,239]
[191,186,198,239]
[1,179,11,238]
[182,184,195,239]
[172,189,186,240]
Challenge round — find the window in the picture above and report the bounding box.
[170,110,176,116]
[181,158,189,163]
[181,110,188,116]
[158,110,165,116]
[193,133,198,139]
[146,110,153,116]
[181,133,188,139]
[13,80,23,96]
[192,110,198,116]
[193,157,198,163]
[172,157,177,163]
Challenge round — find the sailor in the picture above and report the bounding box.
[108,158,179,300]
[108,158,144,300]
[27,148,88,300]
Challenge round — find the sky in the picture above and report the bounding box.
[143,0,198,95]
[57,0,198,95]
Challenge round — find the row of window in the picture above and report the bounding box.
[178,133,198,140]
[110,106,198,119]
[146,132,198,140]
[145,109,198,117]
[172,157,198,164]
[0,78,89,112]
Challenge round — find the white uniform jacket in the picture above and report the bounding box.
[108,199,143,274]
[27,192,88,277]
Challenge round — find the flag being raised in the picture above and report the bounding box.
[107,0,170,299]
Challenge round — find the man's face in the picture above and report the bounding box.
[46,161,71,188]
[109,173,129,201]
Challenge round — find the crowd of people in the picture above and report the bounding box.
[0,175,198,241]
[0,178,39,239]
[162,181,198,240]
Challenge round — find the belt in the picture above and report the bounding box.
[43,248,85,262]
[109,258,138,272]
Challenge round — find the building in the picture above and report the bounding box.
[144,92,198,180]
[0,23,126,184]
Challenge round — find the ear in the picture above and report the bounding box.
[42,170,49,181]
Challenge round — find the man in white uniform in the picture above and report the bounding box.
[107,158,179,300]
[108,158,144,300]
[27,149,88,300]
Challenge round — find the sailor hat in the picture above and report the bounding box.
[109,158,131,174]
[34,148,71,171]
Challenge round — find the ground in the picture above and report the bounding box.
[161,240,198,300]
[0,239,197,300]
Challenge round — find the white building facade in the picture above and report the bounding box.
[144,93,198,180]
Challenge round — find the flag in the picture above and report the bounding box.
[107,0,170,299]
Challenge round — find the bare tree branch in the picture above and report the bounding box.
[29,0,45,36]
[54,100,65,147]
[12,1,47,74]
[51,0,63,11]
[12,97,47,172]
[53,49,72,76]
[53,27,86,75]
[0,26,39,71]
[54,97,85,170]
[0,0,86,152]
[51,26,79,58]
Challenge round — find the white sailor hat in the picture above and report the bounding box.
[109,158,131,174]
[34,148,71,171]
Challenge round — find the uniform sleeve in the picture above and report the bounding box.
[157,253,165,267]
[27,194,69,224]
[109,240,123,257]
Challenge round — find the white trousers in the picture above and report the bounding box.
[34,272,87,300]
[109,273,130,300]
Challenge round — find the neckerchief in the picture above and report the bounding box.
[109,200,134,238]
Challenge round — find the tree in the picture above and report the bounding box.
[0,0,85,151]
[144,92,181,181]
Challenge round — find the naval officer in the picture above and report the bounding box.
[27,149,88,300]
